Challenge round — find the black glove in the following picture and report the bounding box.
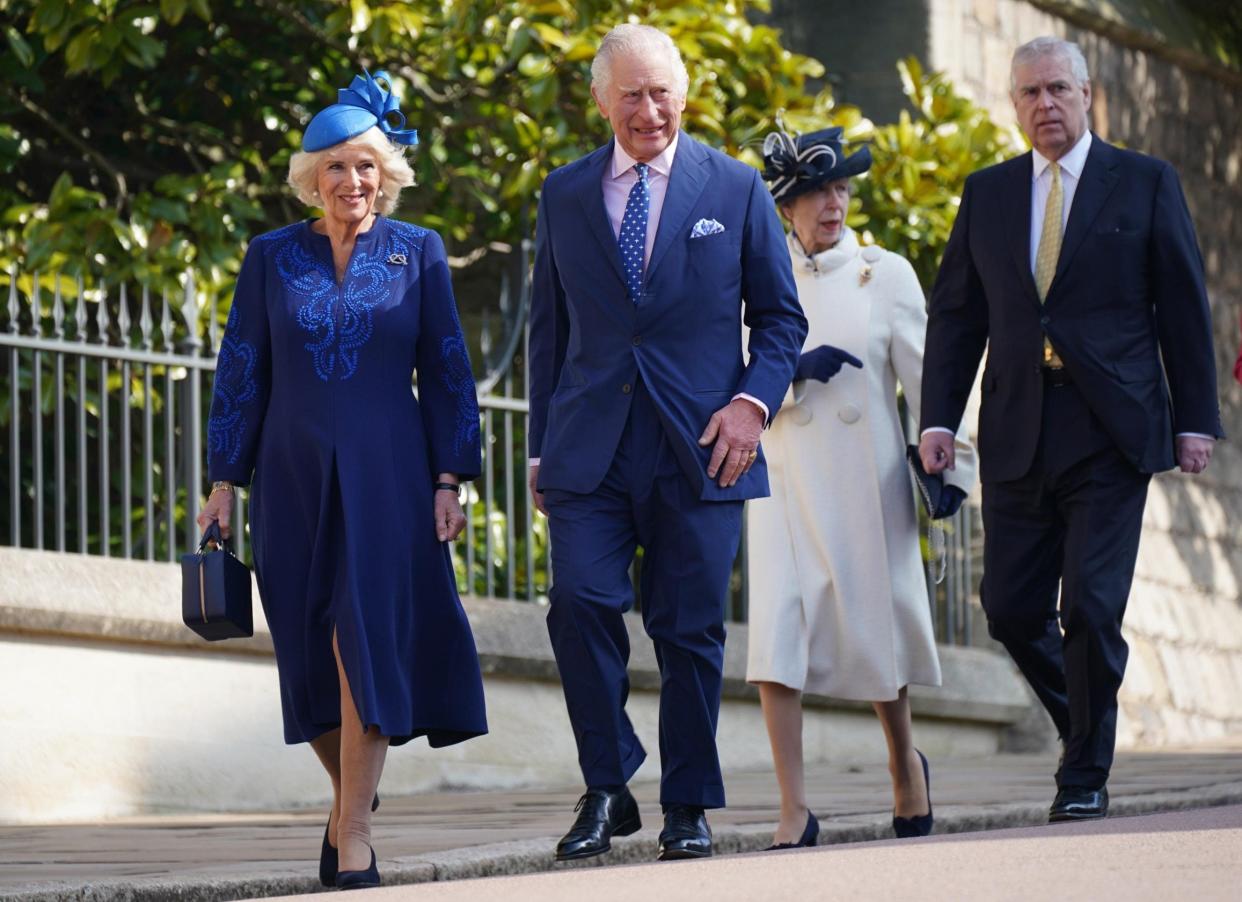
[794,344,864,383]
[933,485,966,520]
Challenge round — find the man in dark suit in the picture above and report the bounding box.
[527,23,806,861]
[919,36,1221,822]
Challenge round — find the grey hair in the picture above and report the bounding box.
[287,126,415,216]
[591,23,689,99]
[1011,36,1090,90]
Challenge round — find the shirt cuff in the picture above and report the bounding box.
[920,427,955,437]
[1176,433,1215,441]
[732,393,770,423]
[529,458,541,466]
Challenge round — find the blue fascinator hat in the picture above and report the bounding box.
[301,69,419,152]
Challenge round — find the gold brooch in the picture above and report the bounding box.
[859,264,873,286]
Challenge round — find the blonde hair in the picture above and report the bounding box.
[286,126,415,216]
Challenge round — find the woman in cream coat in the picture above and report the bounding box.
[748,126,976,848]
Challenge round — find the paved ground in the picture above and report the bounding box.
[2,742,1241,900]
[261,804,1242,902]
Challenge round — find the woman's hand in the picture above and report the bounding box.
[196,485,234,540]
[434,476,466,542]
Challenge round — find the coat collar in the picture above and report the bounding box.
[572,142,627,288]
[1004,153,1039,306]
[645,132,711,281]
[569,132,712,298]
[1053,134,1120,290]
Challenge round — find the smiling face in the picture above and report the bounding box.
[592,49,686,162]
[784,179,850,255]
[316,144,382,227]
[1011,51,1091,160]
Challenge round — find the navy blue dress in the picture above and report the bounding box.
[206,216,487,748]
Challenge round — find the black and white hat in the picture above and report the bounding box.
[761,125,872,204]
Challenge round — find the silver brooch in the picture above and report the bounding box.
[387,253,408,266]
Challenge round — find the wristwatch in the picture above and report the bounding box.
[211,480,235,493]
[434,481,461,496]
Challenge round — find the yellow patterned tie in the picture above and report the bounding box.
[1035,162,1063,366]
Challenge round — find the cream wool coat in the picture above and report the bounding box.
[746,228,976,701]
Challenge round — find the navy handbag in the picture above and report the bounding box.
[181,520,253,640]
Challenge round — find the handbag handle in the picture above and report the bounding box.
[196,520,235,555]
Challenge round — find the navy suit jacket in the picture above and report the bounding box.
[922,135,1223,482]
[528,132,807,501]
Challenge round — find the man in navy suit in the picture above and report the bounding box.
[920,37,1222,822]
[527,23,806,861]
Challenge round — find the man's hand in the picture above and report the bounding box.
[919,431,956,475]
[1176,435,1214,475]
[698,398,765,488]
[528,464,548,515]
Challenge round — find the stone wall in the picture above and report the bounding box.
[916,0,1242,745]
[0,548,1026,824]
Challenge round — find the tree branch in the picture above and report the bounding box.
[3,85,129,212]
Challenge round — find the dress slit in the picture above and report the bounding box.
[325,454,384,737]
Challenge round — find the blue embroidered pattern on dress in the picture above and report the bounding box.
[208,301,261,465]
[274,219,427,381]
[440,333,480,456]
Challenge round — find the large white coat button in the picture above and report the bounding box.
[788,405,812,426]
[838,404,861,424]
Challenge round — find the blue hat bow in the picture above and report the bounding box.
[301,69,419,152]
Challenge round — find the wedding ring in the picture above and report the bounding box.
[747,451,758,462]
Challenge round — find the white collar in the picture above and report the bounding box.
[1032,130,1092,182]
[610,133,679,180]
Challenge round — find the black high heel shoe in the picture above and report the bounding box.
[337,846,380,890]
[319,793,381,887]
[765,810,819,850]
[892,749,934,838]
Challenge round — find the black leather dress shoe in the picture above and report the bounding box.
[1049,785,1109,822]
[657,805,712,860]
[555,787,642,861]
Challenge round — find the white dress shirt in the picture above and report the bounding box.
[1029,130,1091,273]
[604,134,678,269]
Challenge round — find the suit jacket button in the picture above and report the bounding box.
[622,383,632,394]
[1040,315,1050,325]
[838,404,861,424]
[632,336,642,346]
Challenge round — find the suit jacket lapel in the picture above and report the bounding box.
[574,143,627,288]
[1053,135,1120,287]
[1005,152,1041,308]
[645,132,710,282]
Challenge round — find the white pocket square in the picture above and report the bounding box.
[690,218,726,238]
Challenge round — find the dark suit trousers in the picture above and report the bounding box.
[543,379,741,809]
[981,377,1150,790]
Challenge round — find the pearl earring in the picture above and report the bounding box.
[377,189,384,197]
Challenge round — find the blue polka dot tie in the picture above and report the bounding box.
[619,163,650,303]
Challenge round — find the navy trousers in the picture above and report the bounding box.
[543,380,742,809]
[981,377,1149,789]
